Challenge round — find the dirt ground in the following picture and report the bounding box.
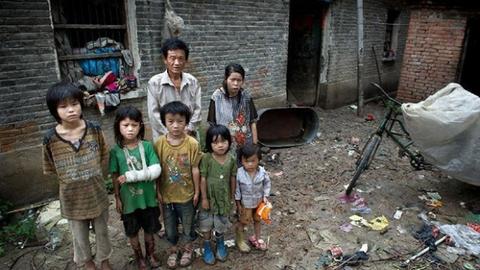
[1,102,479,270]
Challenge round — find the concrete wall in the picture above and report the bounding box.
[319,0,409,108]
[0,0,289,206]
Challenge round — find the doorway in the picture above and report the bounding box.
[459,17,480,97]
[287,0,329,106]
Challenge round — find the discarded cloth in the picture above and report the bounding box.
[439,224,480,256]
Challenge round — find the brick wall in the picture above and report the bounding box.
[164,0,289,109]
[0,0,61,204]
[396,8,466,102]
[134,0,164,86]
[0,0,290,206]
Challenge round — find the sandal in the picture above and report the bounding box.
[248,235,268,251]
[166,252,178,269]
[179,247,195,267]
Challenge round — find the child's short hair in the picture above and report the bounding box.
[160,101,192,126]
[205,124,232,153]
[161,38,190,60]
[114,105,145,147]
[46,82,84,123]
[239,144,262,160]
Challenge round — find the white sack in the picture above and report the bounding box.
[401,83,480,186]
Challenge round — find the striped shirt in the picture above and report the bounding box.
[235,166,271,208]
[43,120,109,220]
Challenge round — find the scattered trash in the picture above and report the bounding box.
[328,246,344,260]
[419,192,443,208]
[315,253,333,269]
[435,245,459,264]
[340,223,353,232]
[365,113,375,121]
[414,224,440,248]
[467,223,480,233]
[439,224,480,255]
[347,150,356,157]
[368,216,389,231]
[349,105,358,111]
[401,235,448,267]
[349,137,360,145]
[356,187,376,193]
[349,215,389,231]
[396,225,407,234]
[446,246,467,255]
[393,210,403,220]
[426,192,442,200]
[460,202,466,208]
[466,213,480,223]
[417,174,425,180]
[334,244,369,269]
[224,239,235,247]
[351,206,372,215]
[464,262,475,270]
[427,211,437,220]
[273,171,284,177]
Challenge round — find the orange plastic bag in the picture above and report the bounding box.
[256,201,272,224]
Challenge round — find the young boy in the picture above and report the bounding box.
[154,101,201,269]
[43,82,112,270]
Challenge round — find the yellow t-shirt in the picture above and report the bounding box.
[154,135,201,203]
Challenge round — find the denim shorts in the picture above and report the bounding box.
[197,210,231,234]
[162,200,196,245]
[122,207,161,237]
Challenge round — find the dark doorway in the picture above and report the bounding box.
[287,0,329,106]
[459,17,480,97]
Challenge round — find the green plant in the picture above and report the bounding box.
[0,212,36,253]
[0,199,12,219]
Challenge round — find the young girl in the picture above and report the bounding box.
[235,144,271,252]
[207,63,258,160]
[199,124,237,265]
[109,106,162,270]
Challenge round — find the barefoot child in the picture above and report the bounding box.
[154,101,201,269]
[43,82,112,270]
[109,106,162,269]
[199,124,237,265]
[235,144,271,252]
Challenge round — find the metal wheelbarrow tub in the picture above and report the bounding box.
[257,107,319,148]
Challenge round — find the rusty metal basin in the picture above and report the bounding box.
[257,107,319,148]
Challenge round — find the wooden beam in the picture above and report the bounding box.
[58,52,122,61]
[54,24,126,30]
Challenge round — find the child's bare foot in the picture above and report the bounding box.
[100,259,112,270]
[84,260,97,270]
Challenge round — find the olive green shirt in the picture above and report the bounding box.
[200,153,237,215]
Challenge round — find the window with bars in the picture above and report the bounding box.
[51,0,131,82]
[383,10,400,61]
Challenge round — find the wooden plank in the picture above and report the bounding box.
[54,24,126,30]
[58,52,122,61]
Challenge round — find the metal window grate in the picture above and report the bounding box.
[51,0,128,81]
